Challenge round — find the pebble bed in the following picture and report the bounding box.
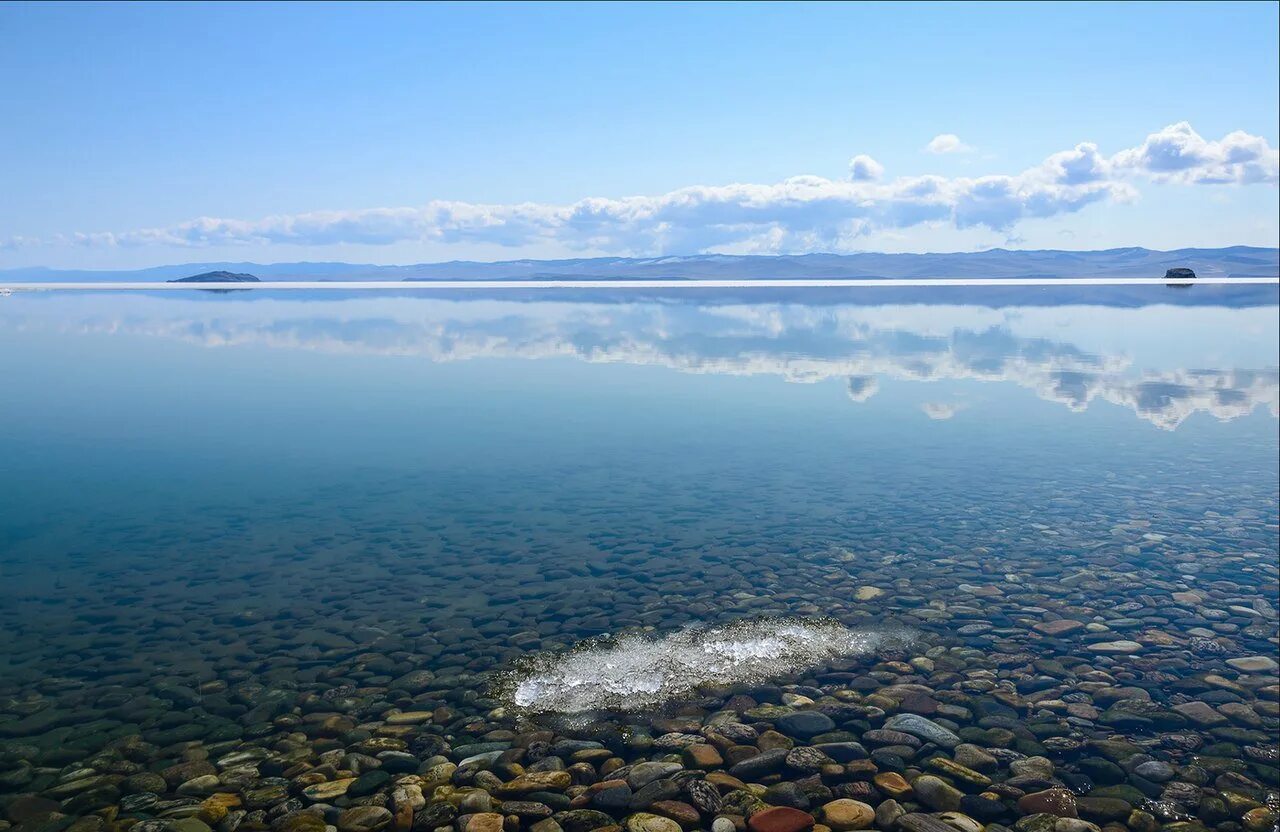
[1,440,1277,832]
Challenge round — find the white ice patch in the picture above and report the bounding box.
[502,618,913,714]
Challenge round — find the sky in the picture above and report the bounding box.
[1,1,1277,269]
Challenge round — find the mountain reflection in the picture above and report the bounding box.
[5,294,1277,430]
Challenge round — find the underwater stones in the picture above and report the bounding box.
[463,813,504,832]
[775,712,836,738]
[627,762,684,790]
[337,806,391,832]
[498,771,574,794]
[1170,702,1227,727]
[1087,641,1143,655]
[1017,789,1078,818]
[748,806,816,832]
[1226,656,1278,673]
[624,812,682,832]
[346,769,391,797]
[820,799,875,831]
[1033,620,1085,637]
[729,748,788,781]
[896,813,961,832]
[912,776,963,811]
[1132,761,1174,783]
[302,778,355,801]
[882,715,961,749]
[683,744,723,769]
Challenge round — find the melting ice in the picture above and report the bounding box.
[503,617,914,714]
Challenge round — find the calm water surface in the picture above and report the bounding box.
[0,289,1276,832]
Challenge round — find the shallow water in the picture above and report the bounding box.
[0,289,1277,832]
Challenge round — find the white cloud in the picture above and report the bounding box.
[925,134,972,154]
[6,123,1275,257]
[848,154,884,181]
[1110,121,1279,184]
[921,402,964,420]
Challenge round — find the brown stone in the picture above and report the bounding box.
[820,799,875,831]
[1033,620,1085,637]
[682,744,724,770]
[1018,789,1078,818]
[748,807,816,832]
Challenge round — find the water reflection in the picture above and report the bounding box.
[2,293,1276,430]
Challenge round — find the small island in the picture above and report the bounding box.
[167,270,260,283]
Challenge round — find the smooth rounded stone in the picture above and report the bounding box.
[960,795,1007,822]
[1132,761,1174,783]
[927,758,992,790]
[683,744,724,769]
[882,715,961,749]
[459,791,495,815]
[729,748,788,781]
[300,778,354,803]
[896,813,961,832]
[1074,798,1132,823]
[123,772,169,794]
[1226,656,1279,673]
[748,806,816,832]
[273,812,327,832]
[814,743,868,762]
[592,785,634,811]
[1009,757,1055,779]
[346,769,391,798]
[952,744,998,773]
[678,779,721,816]
[336,807,391,832]
[630,778,681,810]
[1017,789,1078,819]
[713,819,737,832]
[627,762,684,790]
[776,712,836,739]
[464,813,504,832]
[625,812,683,832]
[873,772,912,798]
[649,800,700,828]
[1086,641,1142,655]
[4,795,62,824]
[785,746,832,773]
[498,771,574,794]
[876,799,905,828]
[555,810,616,832]
[1170,702,1226,727]
[1052,821,1100,832]
[936,812,983,832]
[912,776,963,811]
[176,775,222,796]
[765,782,811,811]
[1033,620,1085,637]
[1242,808,1279,832]
[820,799,875,831]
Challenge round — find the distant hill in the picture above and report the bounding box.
[3,246,1276,283]
[168,270,260,283]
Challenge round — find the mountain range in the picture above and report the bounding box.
[3,246,1277,282]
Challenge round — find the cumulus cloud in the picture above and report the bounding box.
[848,154,884,181]
[925,133,972,154]
[1111,121,1279,185]
[6,123,1275,256]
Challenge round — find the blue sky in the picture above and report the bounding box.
[1,1,1277,268]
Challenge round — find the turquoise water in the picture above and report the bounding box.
[0,289,1276,832]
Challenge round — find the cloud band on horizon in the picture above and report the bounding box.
[6,122,1276,256]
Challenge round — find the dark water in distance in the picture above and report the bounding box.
[0,289,1276,832]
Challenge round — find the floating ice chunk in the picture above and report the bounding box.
[500,617,914,714]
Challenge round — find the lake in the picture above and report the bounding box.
[0,287,1276,832]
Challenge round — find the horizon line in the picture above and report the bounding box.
[3,277,1279,292]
